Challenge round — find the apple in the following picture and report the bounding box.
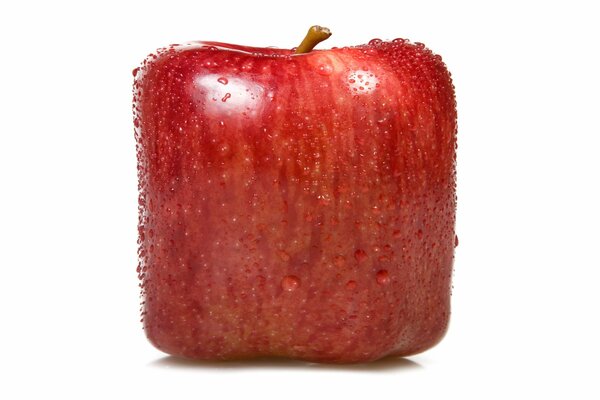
[133,26,457,363]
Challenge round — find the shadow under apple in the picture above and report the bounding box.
[149,354,422,372]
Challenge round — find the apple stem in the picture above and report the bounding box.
[295,26,332,54]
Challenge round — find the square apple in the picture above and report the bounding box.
[133,27,457,363]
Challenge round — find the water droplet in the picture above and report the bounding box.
[354,249,367,263]
[393,230,401,238]
[217,77,228,85]
[281,275,300,291]
[376,269,390,285]
[221,93,231,102]
[218,143,230,155]
[132,67,139,77]
[455,234,459,247]
[277,250,291,262]
[241,60,254,71]
[416,229,423,239]
[346,280,357,290]
[133,118,140,128]
[333,255,346,267]
[317,63,333,76]
[369,38,383,46]
[392,38,407,44]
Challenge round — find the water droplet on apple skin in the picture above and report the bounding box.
[376,270,390,285]
[256,275,266,287]
[317,64,333,76]
[281,275,300,291]
[277,250,291,262]
[354,249,367,263]
[217,77,228,85]
[333,255,346,267]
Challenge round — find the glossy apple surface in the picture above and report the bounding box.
[133,38,457,363]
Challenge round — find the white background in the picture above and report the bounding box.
[1,0,599,398]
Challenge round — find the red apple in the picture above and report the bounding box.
[133,27,457,363]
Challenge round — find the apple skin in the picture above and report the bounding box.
[133,38,457,363]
